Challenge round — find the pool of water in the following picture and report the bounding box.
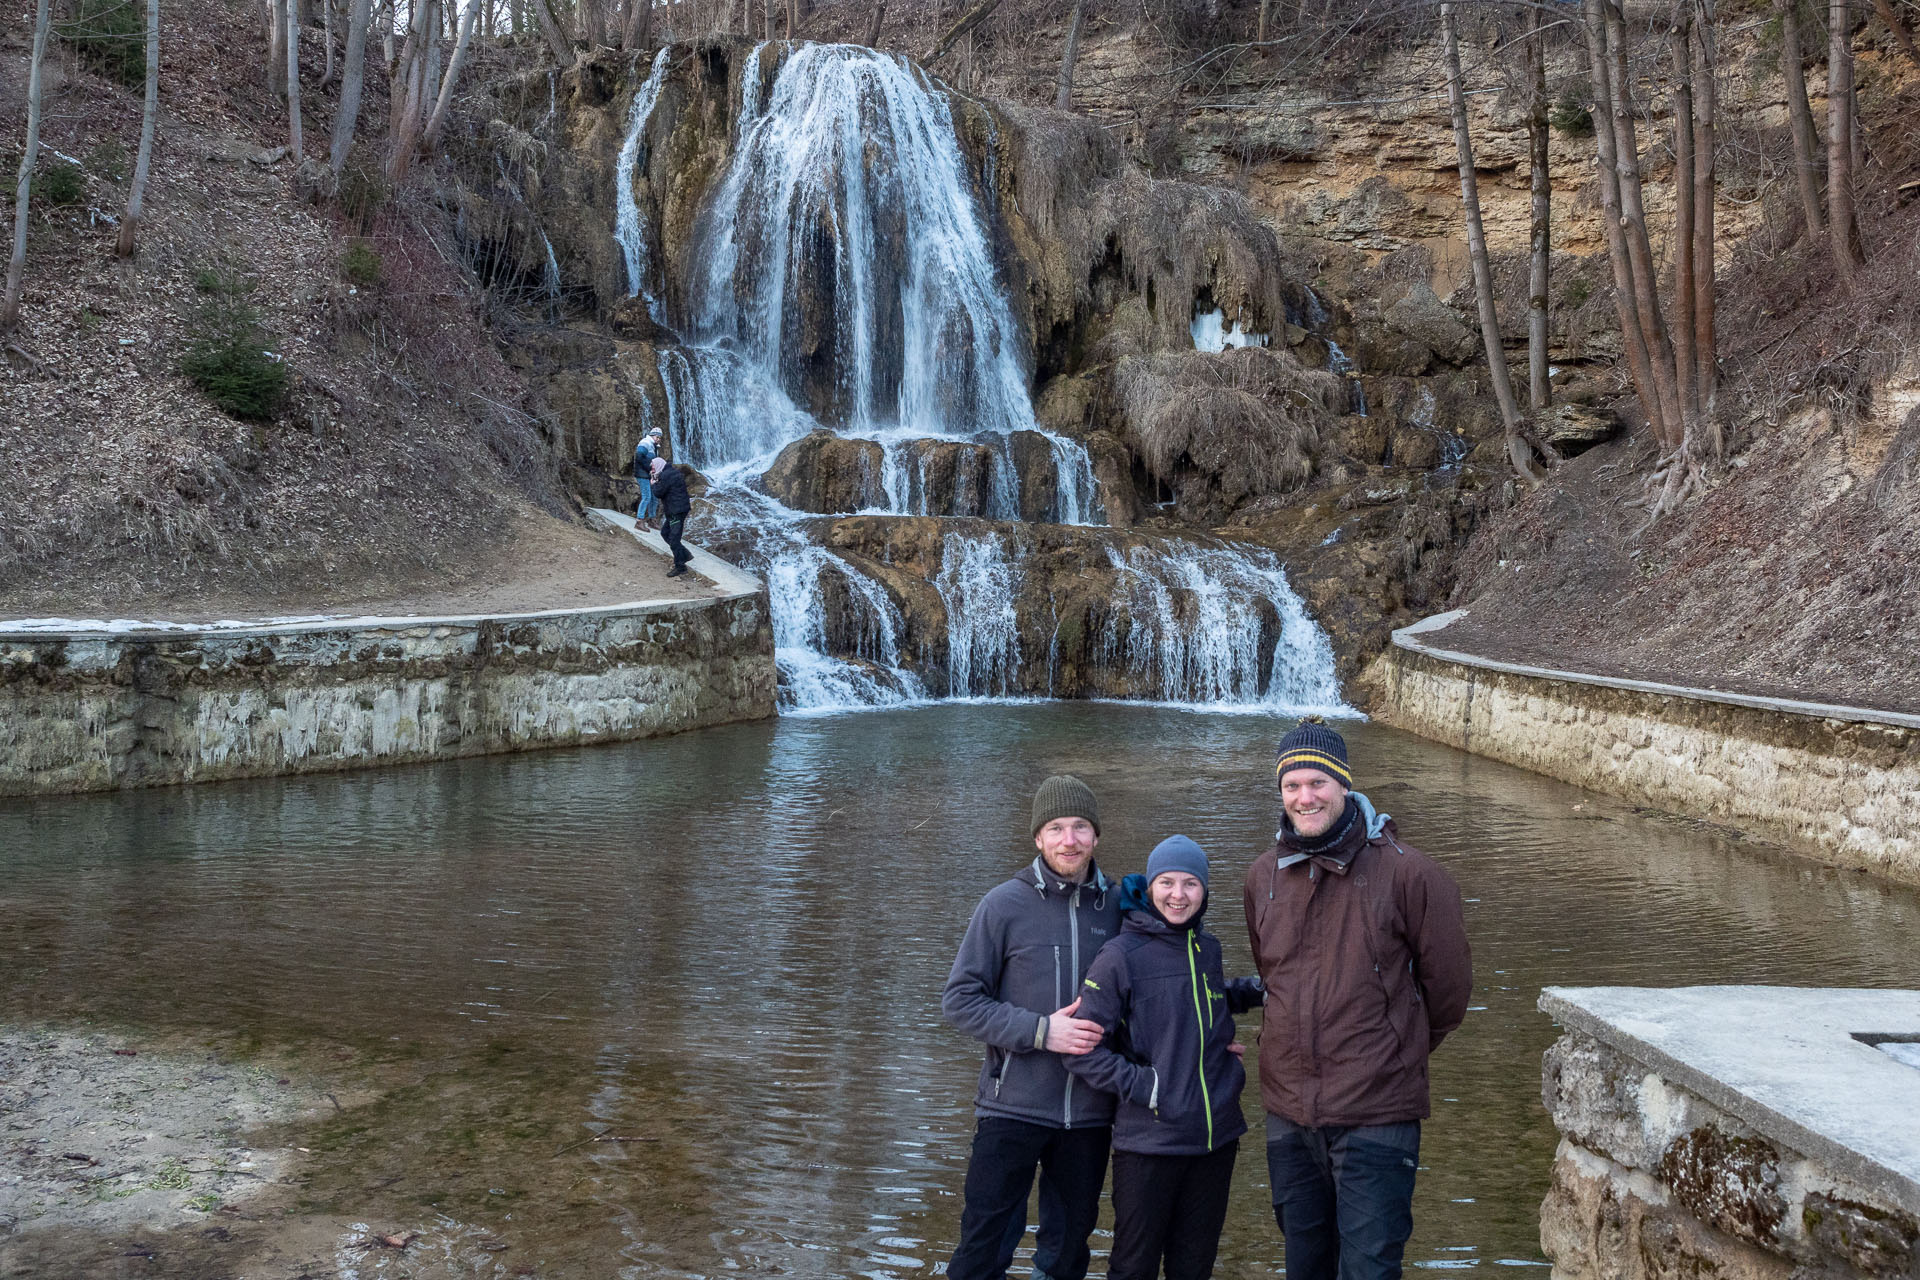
[4,705,1918,1276]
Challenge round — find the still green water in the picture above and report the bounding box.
[4,706,1919,1276]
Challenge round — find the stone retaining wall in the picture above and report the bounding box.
[1361,616,1920,885]
[1538,987,1920,1280]
[0,587,776,796]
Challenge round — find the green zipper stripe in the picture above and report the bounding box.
[1186,932,1213,1151]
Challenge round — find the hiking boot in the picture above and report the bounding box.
[665,566,687,578]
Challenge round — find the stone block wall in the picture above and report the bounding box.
[0,592,776,796]
[1363,633,1920,886]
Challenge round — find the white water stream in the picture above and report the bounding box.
[613,43,1348,717]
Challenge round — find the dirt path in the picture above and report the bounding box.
[0,510,726,628]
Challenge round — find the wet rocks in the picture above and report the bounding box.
[762,432,887,513]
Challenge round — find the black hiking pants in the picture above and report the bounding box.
[661,514,691,569]
[1108,1140,1239,1280]
[947,1117,1111,1280]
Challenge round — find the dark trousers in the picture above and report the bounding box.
[661,514,690,568]
[1265,1117,1420,1280]
[1108,1140,1239,1280]
[947,1117,1111,1280]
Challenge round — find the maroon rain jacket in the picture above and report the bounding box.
[1242,796,1472,1128]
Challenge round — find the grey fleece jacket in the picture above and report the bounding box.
[942,857,1123,1129]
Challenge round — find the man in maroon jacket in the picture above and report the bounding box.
[1243,717,1472,1280]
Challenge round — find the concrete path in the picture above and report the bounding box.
[1396,609,1920,732]
[584,508,763,597]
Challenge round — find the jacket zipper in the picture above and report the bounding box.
[1186,931,1214,1151]
[1064,886,1080,1127]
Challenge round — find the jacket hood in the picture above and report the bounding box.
[1274,791,1391,871]
[1117,872,1207,933]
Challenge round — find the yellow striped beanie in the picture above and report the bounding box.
[1275,716,1352,789]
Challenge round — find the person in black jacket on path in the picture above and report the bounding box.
[1065,835,1262,1280]
[649,456,693,577]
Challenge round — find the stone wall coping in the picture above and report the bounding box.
[0,517,764,644]
[1539,985,1920,1216]
[1395,610,1920,732]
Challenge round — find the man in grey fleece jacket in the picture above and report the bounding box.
[941,775,1123,1280]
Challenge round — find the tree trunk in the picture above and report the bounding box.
[1669,3,1697,421]
[535,0,573,63]
[1827,0,1863,279]
[1689,0,1717,427]
[581,0,606,44]
[785,0,798,39]
[1602,0,1685,448]
[1777,0,1825,240]
[1442,3,1541,487]
[1579,0,1672,449]
[117,0,161,258]
[624,0,648,47]
[387,0,432,179]
[924,0,1005,64]
[422,0,479,151]
[331,0,372,175]
[286,0,304,155]
[2,0,53,332]
[1055,0,1086,110]
[1256,0,1269,43]
[864,0,885,46]
[321,0,336,87]
[1870,0,1920,72]
[1526,0,1550,412]
[268,0,287,94]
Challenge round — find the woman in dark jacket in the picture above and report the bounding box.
[1064,836,1261,1280]
[649,457,693,577]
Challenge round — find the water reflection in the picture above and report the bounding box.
[3,706,1918,1275]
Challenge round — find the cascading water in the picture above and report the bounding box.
[935,532,1024,697]
[614,48,671,317]
[1100,542,1347,711]
[613,43,1348,717]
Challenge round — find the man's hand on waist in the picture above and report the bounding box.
[1042,996,1103,1055]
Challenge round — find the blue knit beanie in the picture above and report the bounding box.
[1145,835,1209,891]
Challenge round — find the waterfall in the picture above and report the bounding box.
[936,532,1023,697]
[615,49,672,314]
[606,43,1347,718]
[1326,339,1367,417]
[1099,541,1347,712]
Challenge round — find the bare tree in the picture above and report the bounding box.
[1056,0,1086,109]
[321,0,336,87]
[1827,0,1864,279]
[1688,0,1716,423]
[387,0,436,179]
[268,0,287,95]
[286,0,305,154]
[925,0,1005,64]
[1524,0,1550,412]
[2,0,53,332]
[331,0,372,176]
[1776,0,1824,240]
[1869,0,1920,72]
[1442,3,1545,487]
[534,0,574,62]
[423,0,481,150]
[117,0,161,259]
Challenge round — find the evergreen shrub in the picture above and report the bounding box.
[59,0,145,87]
[180,299,289,421]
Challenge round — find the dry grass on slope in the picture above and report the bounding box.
[0,2,569,620]
[1115,345,1342,517]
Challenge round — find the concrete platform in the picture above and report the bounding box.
[1540,985,1920,1217]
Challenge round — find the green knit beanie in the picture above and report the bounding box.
[1031,774,1100,837]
